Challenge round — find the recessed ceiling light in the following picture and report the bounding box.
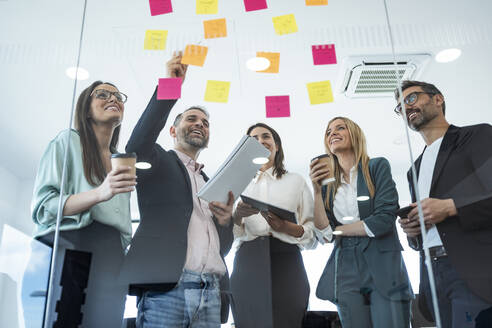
[435,48,461,63]
[252,157,269,165]
[66,67,89,80]
[135,162,152,169]
[357,196,370,201]
[246,57,270,71]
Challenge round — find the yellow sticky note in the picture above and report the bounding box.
[256,52,280,73]
[181,45,208,67]
[272,14,298,35]
[204,80,230,103]
[196,0,218,14]
[306,0,328,5]
[204,18,227,39]
[144,30,168,50]
[307,81,334,105]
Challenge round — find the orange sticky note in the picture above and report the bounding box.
[272,14,298,35]
[307,80,334,105]
[256,52,280,73]
[306,0,328,5]
[204,80,230,103]
[196,0,218,14]
[181,45,208,67]
[203,18,227,39]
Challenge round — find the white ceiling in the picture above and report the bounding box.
[1,0,492,206]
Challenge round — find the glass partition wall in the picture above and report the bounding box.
[1,0,491,327]
[0,0,89,327]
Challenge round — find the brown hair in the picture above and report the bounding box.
[74,81,120,186]
[173,105,209,126]
[246,123,287,179]
[323,117,375,209]
[394,80,446,115]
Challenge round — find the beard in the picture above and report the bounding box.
[408,104,438,131]
[178,127,209,149]
[408,111,427,131]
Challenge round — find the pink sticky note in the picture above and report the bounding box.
[149,0,173,16]
[244,0,268,12]
[157,78,181,99]
[265,96,290,118]
[312,44,337,65]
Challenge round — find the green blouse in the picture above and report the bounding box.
[31,129,132,248]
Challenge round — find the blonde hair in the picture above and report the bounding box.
[323,117,375,209]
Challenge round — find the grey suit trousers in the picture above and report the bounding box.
[335,237,410,328]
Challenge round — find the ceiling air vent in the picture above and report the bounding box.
[338,54,431,98]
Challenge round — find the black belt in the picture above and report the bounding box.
[428,245,447,259]
[130,280,211,296]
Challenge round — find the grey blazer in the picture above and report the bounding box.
[316,157,413,302]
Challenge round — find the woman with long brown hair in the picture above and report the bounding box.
[310,117,413,327]
[31,81,136,327]
[230,122,317,328]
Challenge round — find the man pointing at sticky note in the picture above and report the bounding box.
[122,51,234,328]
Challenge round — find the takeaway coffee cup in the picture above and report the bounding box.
[111,152,137,176]
[311,154,335,185]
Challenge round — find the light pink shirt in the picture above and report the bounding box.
[175,150,226,275]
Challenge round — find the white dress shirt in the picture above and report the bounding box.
[233,168,317,250]
[418,137,444,248]
[316,166,375,243]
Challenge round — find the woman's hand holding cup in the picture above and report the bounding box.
[310,154,334,194]
[96,166,137,202]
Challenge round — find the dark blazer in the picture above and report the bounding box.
[407,124,492,316]
[120,88,234,323]
[316,157,413,302]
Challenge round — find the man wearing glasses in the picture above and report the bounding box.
[395,80,492,327]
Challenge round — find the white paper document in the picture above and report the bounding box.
[197,135,270,204]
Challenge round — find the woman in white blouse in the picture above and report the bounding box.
[230,123,317,328]
[310,117,412,327]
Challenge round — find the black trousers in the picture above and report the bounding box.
[230,236,310,328]
[421,255,492,328]
[40,221,127,328]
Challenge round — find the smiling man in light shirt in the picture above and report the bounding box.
[395,80,492,327]
[122,51,235,328]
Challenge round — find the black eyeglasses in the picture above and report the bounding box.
[91,89,128,103]
[394,91,437,115]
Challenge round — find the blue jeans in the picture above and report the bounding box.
[422,256,492,328]
[136,270,221,328]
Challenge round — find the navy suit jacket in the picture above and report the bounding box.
[121,88,234,323]
[407,124,492,317]
[316,157,413,302]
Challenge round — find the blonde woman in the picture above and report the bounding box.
[309,117,413,327]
